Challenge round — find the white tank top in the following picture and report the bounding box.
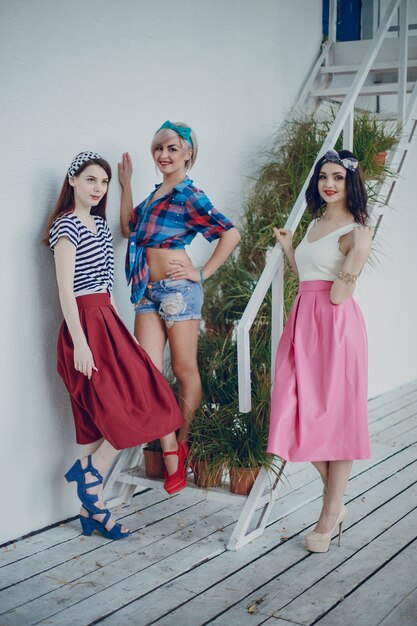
[295,219,355,282]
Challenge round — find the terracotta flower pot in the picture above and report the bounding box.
[229,466,260,496]
[373,151,388,166]
[143,448,165,479]
[191,460,223,488]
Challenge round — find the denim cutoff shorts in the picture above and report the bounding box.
[134,279,204,327]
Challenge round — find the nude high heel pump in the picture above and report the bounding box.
[305,505,347,553]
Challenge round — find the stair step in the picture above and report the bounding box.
[311,82,415,98]
[320,60,417,75]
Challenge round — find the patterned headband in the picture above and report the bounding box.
[322,149,358,172]
[156,120,193,148]
[67,151,102,177]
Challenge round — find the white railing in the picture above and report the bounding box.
[237,0,408,412]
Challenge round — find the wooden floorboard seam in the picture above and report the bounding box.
[309,535,417,626]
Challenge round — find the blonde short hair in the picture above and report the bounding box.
[151,121,198,171]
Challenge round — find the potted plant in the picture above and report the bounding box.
[188,404,227,489]
[143,439,165,479]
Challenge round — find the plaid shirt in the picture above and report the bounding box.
[126,176,235,304]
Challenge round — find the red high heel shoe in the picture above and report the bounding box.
[163,442,189,494]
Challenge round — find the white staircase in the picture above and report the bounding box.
[104,0,417,551]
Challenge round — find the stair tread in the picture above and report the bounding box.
[311,81,415,98]
[320,60,417,74]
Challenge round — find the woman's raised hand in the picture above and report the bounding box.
[273,227,293,255]
[74,341,98,380]
[118,152,133,188]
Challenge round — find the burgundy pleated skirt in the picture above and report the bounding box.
[57,293,184,449]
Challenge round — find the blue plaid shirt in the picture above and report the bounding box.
[126,176,235,304]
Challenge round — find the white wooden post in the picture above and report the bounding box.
[343,109,354,151]
[373,0,380,36]
[237,246,283,413]
[329,0,337,44]
[270,249,284,383]
[398,0,409,127]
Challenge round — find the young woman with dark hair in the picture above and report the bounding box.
[267,149,373,553]
[44,152,185,540]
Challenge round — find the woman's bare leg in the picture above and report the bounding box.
[134,311,167,371]
[167,319,202,443]
[134,312,181,474]
[314,460,352,533]
[312,461,329,491]
[78,439,128,531]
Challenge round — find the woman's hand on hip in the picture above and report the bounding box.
[167,258,200,282]
[118,152,133,188]
[74,341,98,380]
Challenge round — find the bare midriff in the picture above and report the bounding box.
[147,248,191,281]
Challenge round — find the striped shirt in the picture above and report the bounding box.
[49,214,114,295]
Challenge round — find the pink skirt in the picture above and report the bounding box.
[267,280,370,462]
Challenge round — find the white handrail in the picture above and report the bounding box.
[237,0,403,412]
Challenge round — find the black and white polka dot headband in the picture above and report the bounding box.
[322,149,358,172]
[67,151,102,177]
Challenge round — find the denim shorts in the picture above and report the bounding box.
[134,279,204,327]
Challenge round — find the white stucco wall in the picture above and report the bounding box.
[0,0,323,544]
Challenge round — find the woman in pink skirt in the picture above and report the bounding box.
[267,149,373,553]
[44,152,185,541]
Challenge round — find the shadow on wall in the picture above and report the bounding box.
[34,178,78,489]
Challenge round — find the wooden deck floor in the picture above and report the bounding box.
[1,380,417,626]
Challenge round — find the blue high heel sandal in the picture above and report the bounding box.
[65,455,103,514]
[79,509,130,540]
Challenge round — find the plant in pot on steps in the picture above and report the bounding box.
[190,312,276,496]
[143,439,165,479]
[188,407,226,488]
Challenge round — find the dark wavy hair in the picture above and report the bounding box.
[305,150,369,225]
[42,157,112,245]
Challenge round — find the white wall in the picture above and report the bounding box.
[0,0,322,544]
[356,131,417,398]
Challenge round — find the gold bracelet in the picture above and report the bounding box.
[337,270,357,286]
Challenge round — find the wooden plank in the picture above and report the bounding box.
[0,491,211,591]
[317,542,417,625]
[368,386,417,417]
[379,587,417,626]
[74,450,417,625]
[2,506,239,626]
[127,463,417,626]
[0,498,228,617]
[0,489,168,568]
[276,510,417,626]
[367,379,417,411]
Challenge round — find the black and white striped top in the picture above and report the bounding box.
[49,214,114,294]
